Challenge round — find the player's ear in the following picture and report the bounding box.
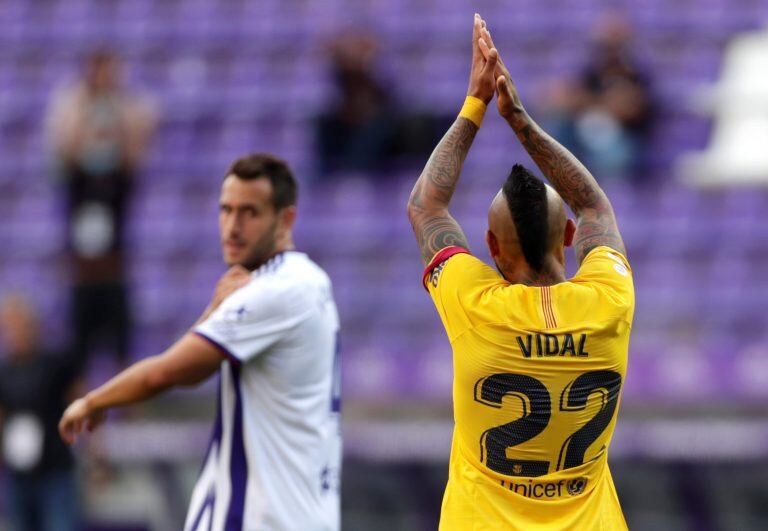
[278,205,297,231]
[486,230,500,258]
[564,218,576,247]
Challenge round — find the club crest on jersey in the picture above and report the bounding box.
[224,305,250,322]
[567,477,587,496]
[512,464,522,475]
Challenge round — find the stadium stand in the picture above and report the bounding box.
[1,0,767,406]
[1,0,768,528]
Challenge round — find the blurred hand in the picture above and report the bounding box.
[59,397,106,445]
[210,265,250,311]
[194,265,251,326]
[476,18,526,122]
[467,14,499,105]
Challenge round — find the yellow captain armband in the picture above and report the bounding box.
[459,96,487,128]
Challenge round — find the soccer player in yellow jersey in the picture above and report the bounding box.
[407,15,634,530]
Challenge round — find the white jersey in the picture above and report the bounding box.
[186,251,341,531]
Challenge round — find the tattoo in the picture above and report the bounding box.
[513,118,625,263]
[573,208,626,263]
[414,213,468,264]
[516,122,601,212]
[408,117,477,264]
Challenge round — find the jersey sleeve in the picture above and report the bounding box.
[571,246,634,310]
[194,280,314,365]
[424,246,505,341]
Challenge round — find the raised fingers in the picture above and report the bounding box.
[497,75,510,95]
[478,37,491,60]
[472,14,482,63]
[480,24,497,50]
[481,45,499,76]
[479,23,510,79]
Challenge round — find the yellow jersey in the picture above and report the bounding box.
[424,246,634,531]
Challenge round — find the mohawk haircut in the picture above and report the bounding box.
[502,164,549,272]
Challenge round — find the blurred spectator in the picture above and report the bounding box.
[543,13,653,183]
[316,32,395,175]
[0,295,83,531]
[316,31,449,176]
[46,50,157,367]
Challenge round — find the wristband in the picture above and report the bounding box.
[459,96,487,128]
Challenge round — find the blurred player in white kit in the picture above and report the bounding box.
[59,154,342,531]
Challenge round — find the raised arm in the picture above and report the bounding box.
[478,22,626,264]
[407,118,475,264]
[407,15,498,264]
[505,98,625,264]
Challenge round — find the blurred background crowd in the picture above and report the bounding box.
[1,0,768,530]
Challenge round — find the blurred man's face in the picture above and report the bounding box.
[219,176,281,270]
[87,57,119,93]
[0,301,37,359]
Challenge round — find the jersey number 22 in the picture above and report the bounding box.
[474,370,622,477]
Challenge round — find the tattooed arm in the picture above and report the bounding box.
[407,118,477,264]
[407,14,498,264]
[477,21,625,264]
[511,111,625,263]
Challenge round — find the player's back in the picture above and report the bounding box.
[426,246,634,531]
[189,252,341,531]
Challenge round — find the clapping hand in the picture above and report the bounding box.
[475,15,526,122]
[467,14,499,105]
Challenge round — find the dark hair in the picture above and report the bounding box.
[226,153,298,211]
[502,164,549,271]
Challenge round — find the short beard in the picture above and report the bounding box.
[237,220,279,271]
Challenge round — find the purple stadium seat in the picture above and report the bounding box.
[1,0,767,403]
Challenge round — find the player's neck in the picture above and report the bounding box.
[274,234,295,255]
[516,270,566,286]
[248,239,296,272]
[507,256,566,287]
